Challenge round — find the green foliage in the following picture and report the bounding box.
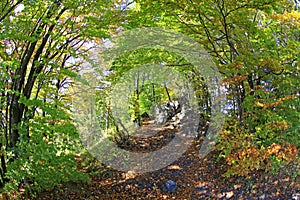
[138,83,169,113]
[103,0,300,178]
[217,118,299,177]
[130,0,299,177]
[105,47,210,123]
[5,146,89,195]
[0,0,299,197]
[0,0,122,196]
[2,98,89,195]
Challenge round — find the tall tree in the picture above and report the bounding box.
[0,0,122,192]
[125,0,299,175]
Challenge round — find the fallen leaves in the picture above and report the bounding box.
[123,170,137,180]
[31,136,299,200]
[167,165,182,170]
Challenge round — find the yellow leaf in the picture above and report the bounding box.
[256,101,264,108]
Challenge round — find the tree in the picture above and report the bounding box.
[0,0,122,194]
[124,0,299,175]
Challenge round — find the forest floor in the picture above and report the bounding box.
[30,121,299,200]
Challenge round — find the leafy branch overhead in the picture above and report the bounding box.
[0,0,123,194]
[0,0,299,198]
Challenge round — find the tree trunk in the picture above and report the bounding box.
[134,74,141,127]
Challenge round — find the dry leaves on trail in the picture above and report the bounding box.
[32,138,299,200]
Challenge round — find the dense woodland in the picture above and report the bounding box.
[0,0,299,199]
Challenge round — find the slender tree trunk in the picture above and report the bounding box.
[164,84,171,102]
[9,96,23,148]
[152,83,155,103]
[134,74,141,127]
[0,143,6,187]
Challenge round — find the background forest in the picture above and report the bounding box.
[0,0,299,199]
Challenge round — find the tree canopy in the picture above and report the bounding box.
[0,0,299,198]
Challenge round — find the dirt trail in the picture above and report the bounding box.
[33,121,299,200]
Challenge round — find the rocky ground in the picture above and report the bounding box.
[32,141,299,199]
[26,120,300,200]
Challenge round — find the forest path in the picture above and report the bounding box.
[33,131,299,200]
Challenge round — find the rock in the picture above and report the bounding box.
[157,180,178,193]
[153,104,168,124]
[152,100,182,125]
[165,180,177,193]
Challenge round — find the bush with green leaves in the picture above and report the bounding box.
[2,99,90,196]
